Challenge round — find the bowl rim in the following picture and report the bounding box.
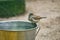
[0,20,31,23]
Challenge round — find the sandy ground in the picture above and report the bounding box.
[0,0,60,40]
[26,0,60,40]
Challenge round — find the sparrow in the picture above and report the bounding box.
[28,13,46,23]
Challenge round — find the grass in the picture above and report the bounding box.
[0,0,25,18]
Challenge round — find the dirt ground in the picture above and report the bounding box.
[0,0,60,40]
[26,0,60,40]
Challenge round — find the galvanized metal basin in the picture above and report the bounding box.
[0,20,39,40]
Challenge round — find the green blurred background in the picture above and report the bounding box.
[0,0,25,18]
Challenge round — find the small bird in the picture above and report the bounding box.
[28,13,46,23]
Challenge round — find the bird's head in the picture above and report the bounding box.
[29,13,33,16]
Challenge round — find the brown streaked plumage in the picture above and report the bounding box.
[28,13,46,23]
